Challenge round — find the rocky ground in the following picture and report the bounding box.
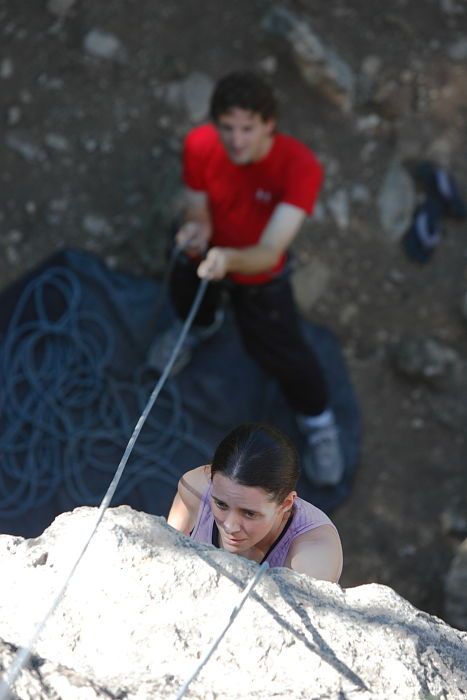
[1,0,467,625]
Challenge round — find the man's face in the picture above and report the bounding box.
[215,108,275,165]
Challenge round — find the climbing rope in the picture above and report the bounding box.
[0,268,209,699]
[175,561,270,699]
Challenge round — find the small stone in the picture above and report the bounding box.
[182,72,214,122]
[411,417,425,429]
[378,158,415,241]
[47,0,76,17]
[356,114,381,131]
[361,55,382,78]
[83,137,98,153]
[25,201,36,215]
[339,303,359,325]
[292,258,330,312]
[83,29,126,63]
[158,116,170,128]
[6,246,19,264]
[441,0,465,14]
[6,132,47,163]
[360,140,377,162]
[49,199,68,213]
[311,201,327,223]
[257,55,278,75]
[7,229,23,244]
[0,58,14,79]
[398,544,416,556]
[82,214,114,237]
[45,133,70,152]
[326,189,350,230]
[351,184,370,204]
[448,38,467,62]
[20,90,32,103]
[7,106,21,126]
[388,269,405,284]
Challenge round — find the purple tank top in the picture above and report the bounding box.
[190,485,336,568]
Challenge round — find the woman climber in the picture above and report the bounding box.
[167,423,342,582]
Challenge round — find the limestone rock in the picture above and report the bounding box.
[0,506,466,699]
[262,7,355,112]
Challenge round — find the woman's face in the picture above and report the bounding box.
[210,473,295,555]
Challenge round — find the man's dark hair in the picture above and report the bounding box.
[210,71,277,122]
[210,423,299,503]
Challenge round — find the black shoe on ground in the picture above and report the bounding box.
[414,161,466,220]
[401,197,443,264]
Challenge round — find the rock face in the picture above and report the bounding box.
[1,507,467,699]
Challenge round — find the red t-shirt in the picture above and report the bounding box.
[183,123,324,285]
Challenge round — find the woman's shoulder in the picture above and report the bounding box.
[286,522,343,583]
[284,499,342,582]
[178,465,211,507]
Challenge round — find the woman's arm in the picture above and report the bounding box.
[167,465,211,535]
[286,525,343,583]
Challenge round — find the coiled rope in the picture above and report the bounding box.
[0,258,210,517]
[0,268,209,698]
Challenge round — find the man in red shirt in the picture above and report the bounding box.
[151,71,344,487]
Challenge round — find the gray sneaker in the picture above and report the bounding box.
[298,419,345,487]
[146,309,224,376]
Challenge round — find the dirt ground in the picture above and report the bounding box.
[1,0,466,622]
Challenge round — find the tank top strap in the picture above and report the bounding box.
[190,483,214,544]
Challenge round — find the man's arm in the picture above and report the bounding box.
[176,188,212,256]
[197,202,306,280]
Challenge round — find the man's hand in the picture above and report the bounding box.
[197,247,231,280]
[175,221,210,257]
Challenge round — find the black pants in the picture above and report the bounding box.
[169,254,328,416]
